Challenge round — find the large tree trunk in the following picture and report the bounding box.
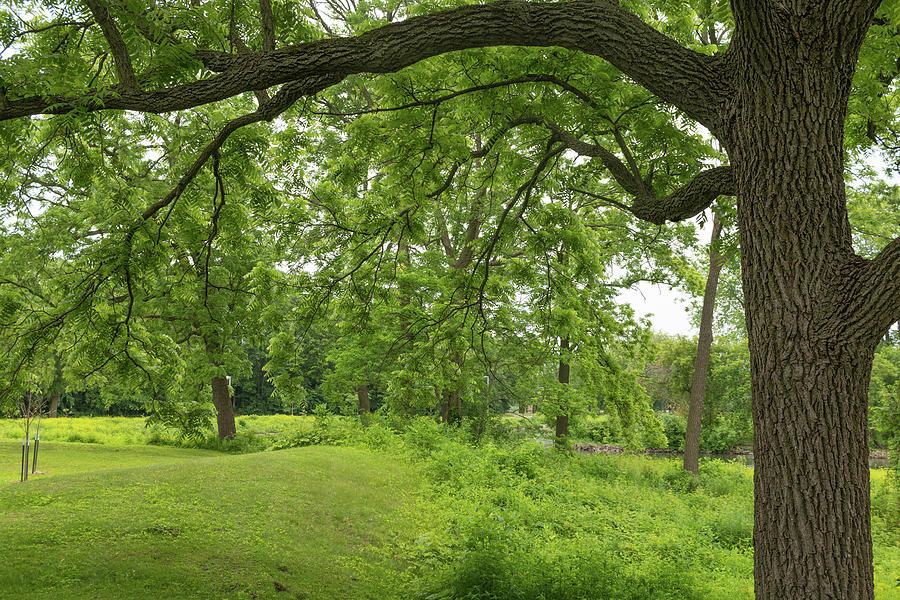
[357,384,370,414]
[683,213,724,474]
[726,7,880,596]
[211,376,237,440]
[748,336,875,598]
[555,337,570,447]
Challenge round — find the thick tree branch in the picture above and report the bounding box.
[842,237,900,341]
[2,1,725,128]
[517,114,735,223]
[83,0,139,90]
[630,166,735,224]
[437,211,456,261]
[523,116,642,195]
[453,186,487,270]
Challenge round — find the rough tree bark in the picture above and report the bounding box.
[357,384,370,414]
[722,4,886,596]
[555,337,570,447]
[683,212,724,474]
[211,375,237,439]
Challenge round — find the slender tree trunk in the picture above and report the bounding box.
[48,394,59,418]
[211,375,236,439]
[442,351,464,424]
[683,213,724,474]
[440,394,449,423]
[448,389,461,422]
[726,9,879,594]
[357,384,370,414]
[555,337,570,447]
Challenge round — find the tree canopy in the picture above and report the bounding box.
[3,0,900,597]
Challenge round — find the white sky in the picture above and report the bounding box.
[618,283,696,337]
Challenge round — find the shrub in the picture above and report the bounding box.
[710,508,753,549]
[420,513,706,600]
[183,432,269,454]
[570,415,615,444]
[495,441,544,479]
[872,469,900,533]
[269,426,338,450]
[698,460,753,497]
[355,420,398,450]
[662,467,700,493]
[699,419,743,452]
[402,417,446,457]
[658,413,687,450]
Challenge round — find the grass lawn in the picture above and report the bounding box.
[0,444,422,600]
[0,441,220,482]
[0,418,897,599]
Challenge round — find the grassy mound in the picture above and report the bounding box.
[0,444,421,600]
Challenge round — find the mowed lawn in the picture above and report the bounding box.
[0,440,222,481]
[0,443,422,600]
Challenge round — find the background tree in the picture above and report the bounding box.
[683,211,726,473]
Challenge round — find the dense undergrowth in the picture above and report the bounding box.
[354,418,899,600]
[2,414,899,598]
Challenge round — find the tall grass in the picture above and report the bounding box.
[0,414,314,448]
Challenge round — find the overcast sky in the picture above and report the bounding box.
[618,283,697,337]
[613,208,719,338]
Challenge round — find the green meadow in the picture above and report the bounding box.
[1,416,898,599]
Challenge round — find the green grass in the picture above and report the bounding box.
[0,440,219,482]
[0,415,314,447]
[1,416,898,599]
[0,444,422,600]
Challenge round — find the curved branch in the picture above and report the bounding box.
[527,117,642,195]
[519,115,735,222]
[2,0,726,128]
[313,74,605,118]
[142,73,341,223]
[630,165,735,224]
